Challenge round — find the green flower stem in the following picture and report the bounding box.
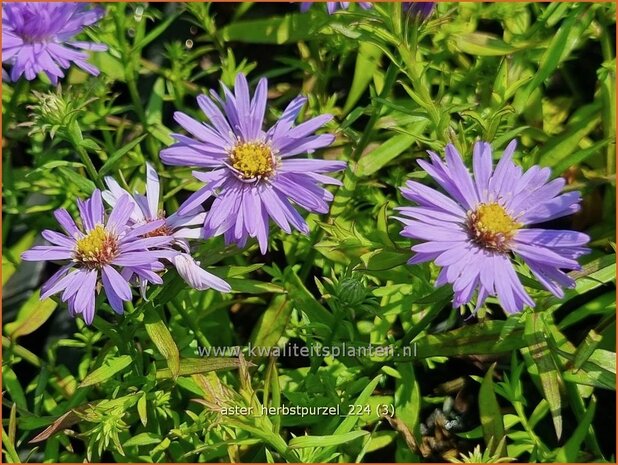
[67,122,104,190]
[167,301,212,349]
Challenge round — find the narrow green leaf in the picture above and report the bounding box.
[226,278,285,294]
[57,167,95,195]
[288,430,368,449]
[155,357,243,379]
[146,77,165,126]
[220,14,322,44]
[251,294,292,348]
[315,375,381,462]
[555,398,596,462]
[80,355,133,387]
[344,42,383,113]
[537,102,602,167]
[2,232,35,286]
[479,363,506,456]
[5,290,57,340]
[144,310,180,379]
[284,268,334,327]
[412,320,525,358]
[573,331,603,371]
[394,363,421,435]
[524,313,563,439]
[454,32,524,56]
[357,134,415,176]
[3,367,28,410]
[99,134,147,176]
[137,393,148,427]
[123,432,161,448]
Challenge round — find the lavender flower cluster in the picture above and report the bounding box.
[6,2,590,325]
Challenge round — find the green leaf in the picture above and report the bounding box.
[523,313,563,439]
[555,398,596,462]
[99,134,147,176]
[2,231,35,286]
[314,375,381,462]
[80,355,133,387]
[358,248,410,272]
[394,363,421,435]
[251,294,292,348]
[220,14,322,44]
[288,430,368,449]
[137,393,148,427]
[3,367,28,410]
[479,363,506,457]
[57,167,96,195]
[537,102,602,167]
[514,4,590,111]
[133,10,183,51]
[123,432,161,448]
[573,331,603,371]
[563,349,616,390]
[5,290,57,340]
[283,268,334,328]
[155,357,243,379]
[454,32,524,56]
[344,42,383,113]
[144,310,180,379]
[146,77,165,126]
[412,320,526,358]
[357,133,415,176]
[226,278,285,294]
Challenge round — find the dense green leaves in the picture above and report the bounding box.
[2,2,615,463]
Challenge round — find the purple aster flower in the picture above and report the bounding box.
[103,163,231,293]
[160,73,346,254]
[21,190,173,324]
[403,2,435,19]
[2,2,107,84]
[299,2,372,14]
[396,140,590,314]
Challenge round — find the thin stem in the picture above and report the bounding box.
[167,301,211,349]
[64,119,104,189]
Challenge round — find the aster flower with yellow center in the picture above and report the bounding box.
[395,140,590,313]
[21,190,173,324]
[160,73,346,254]
[103,163,231,293]
[2,2,107,84]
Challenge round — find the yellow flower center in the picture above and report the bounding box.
[229,141,276,180]
[74,225,118,268]
[467,203,520,252]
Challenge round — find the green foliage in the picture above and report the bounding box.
[2,2,615,463]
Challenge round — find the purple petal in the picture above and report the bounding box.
[173,253,231,292]
[22,246,73,261]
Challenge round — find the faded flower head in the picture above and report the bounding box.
[160,73,346,254]
[2,2,107,84]
[396,140,590,314]
[299,2,372,14]
[21,190,173,323]
[103,163,231,293]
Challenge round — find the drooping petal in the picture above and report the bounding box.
[173,253,231,292]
